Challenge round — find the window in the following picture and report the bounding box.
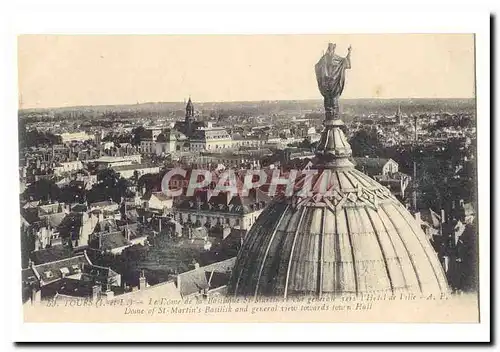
[44,271,53,279]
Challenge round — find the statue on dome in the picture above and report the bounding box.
[315,43,351,119]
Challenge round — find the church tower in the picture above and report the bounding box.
[185,97,195,137]
[396,104,402,125]
[185,97,194,122]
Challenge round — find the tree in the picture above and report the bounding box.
[349,129,385,157]
[23,179,61,203]
[86,169,133,203]
[131,126,146,146]
[59,183,86,204]
[137,173,161,193]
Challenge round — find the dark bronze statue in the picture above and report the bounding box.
[315,43,351,119]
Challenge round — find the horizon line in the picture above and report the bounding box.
[19,97,476,112]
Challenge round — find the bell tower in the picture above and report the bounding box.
[185,97,194,122]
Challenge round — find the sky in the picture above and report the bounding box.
[18,34,475,109]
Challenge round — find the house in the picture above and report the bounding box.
[353,157,399,177]
[89,200,120,213]
[22,251,121,305]
[57,211,103,249]
[86,155,142,170]
[90,227,148,255]
[29,245,74,265]
[141,191,174,213]
[452,200,475,224]
[373,172,411,199]
[111,163,161,179]
[354,158,410,199]
[172,188,271,231]
[175,257,236,298]
[53,160,84,176]
[115,277,182,301]
[20,204,70,251]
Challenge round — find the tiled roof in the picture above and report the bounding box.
[178,268,208,297]
[177,257,235,297]
[119,280,181,300]
[22,268,38,284]
[44,278,95,298]
[20,208,40,225]
[99,231,130,251]
[353,157,392,169]
[151,192,171,202]
[47,212,67,228]
[30,245,74,265]
[34,255,89,286]
[90,200,118,208]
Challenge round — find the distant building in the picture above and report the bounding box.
[172,189,271,231]
[89,227,148,255]
[354,157,411,199]
[87,155,142,169]
[58,132,95,143]
[141,191,174,213]
[111,163,160,179]
[140,128,188,156]
[173,98,207,138]
[190,126,232,152]
[353,157,399,176]
[53,160,84,176]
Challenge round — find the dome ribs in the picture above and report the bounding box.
[255,206,300,297]
[253,203,291,298]
[363,207,394,293]
[231,202,287,295]
[342,209,359,294]
[380,203,423,294]
[317,207,326,297]
[283,206,307,299]
[391,203,448,293]
[388,202,443,293]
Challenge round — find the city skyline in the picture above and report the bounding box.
[18,34,475,109]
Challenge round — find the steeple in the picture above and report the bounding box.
[185,97,194,122]
[396,104,402,125]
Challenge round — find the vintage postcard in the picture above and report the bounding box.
[13,28,488,341]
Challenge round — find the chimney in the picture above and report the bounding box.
[31,286,41,305]
[442,256,450,273]
[139,270,147,290]
[414,211,421,224]
[222,226,231,239]
[176,273,182,291]
[101,285,114,300]
[92,285,101,302]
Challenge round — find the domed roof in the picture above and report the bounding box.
[228,125,448,299]
[228,46,449,298]
[228,162,449,297]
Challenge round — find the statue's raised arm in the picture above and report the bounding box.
[346,45,352,69]
[315,43,352,119]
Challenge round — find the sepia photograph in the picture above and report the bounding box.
[8,8,491,342]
